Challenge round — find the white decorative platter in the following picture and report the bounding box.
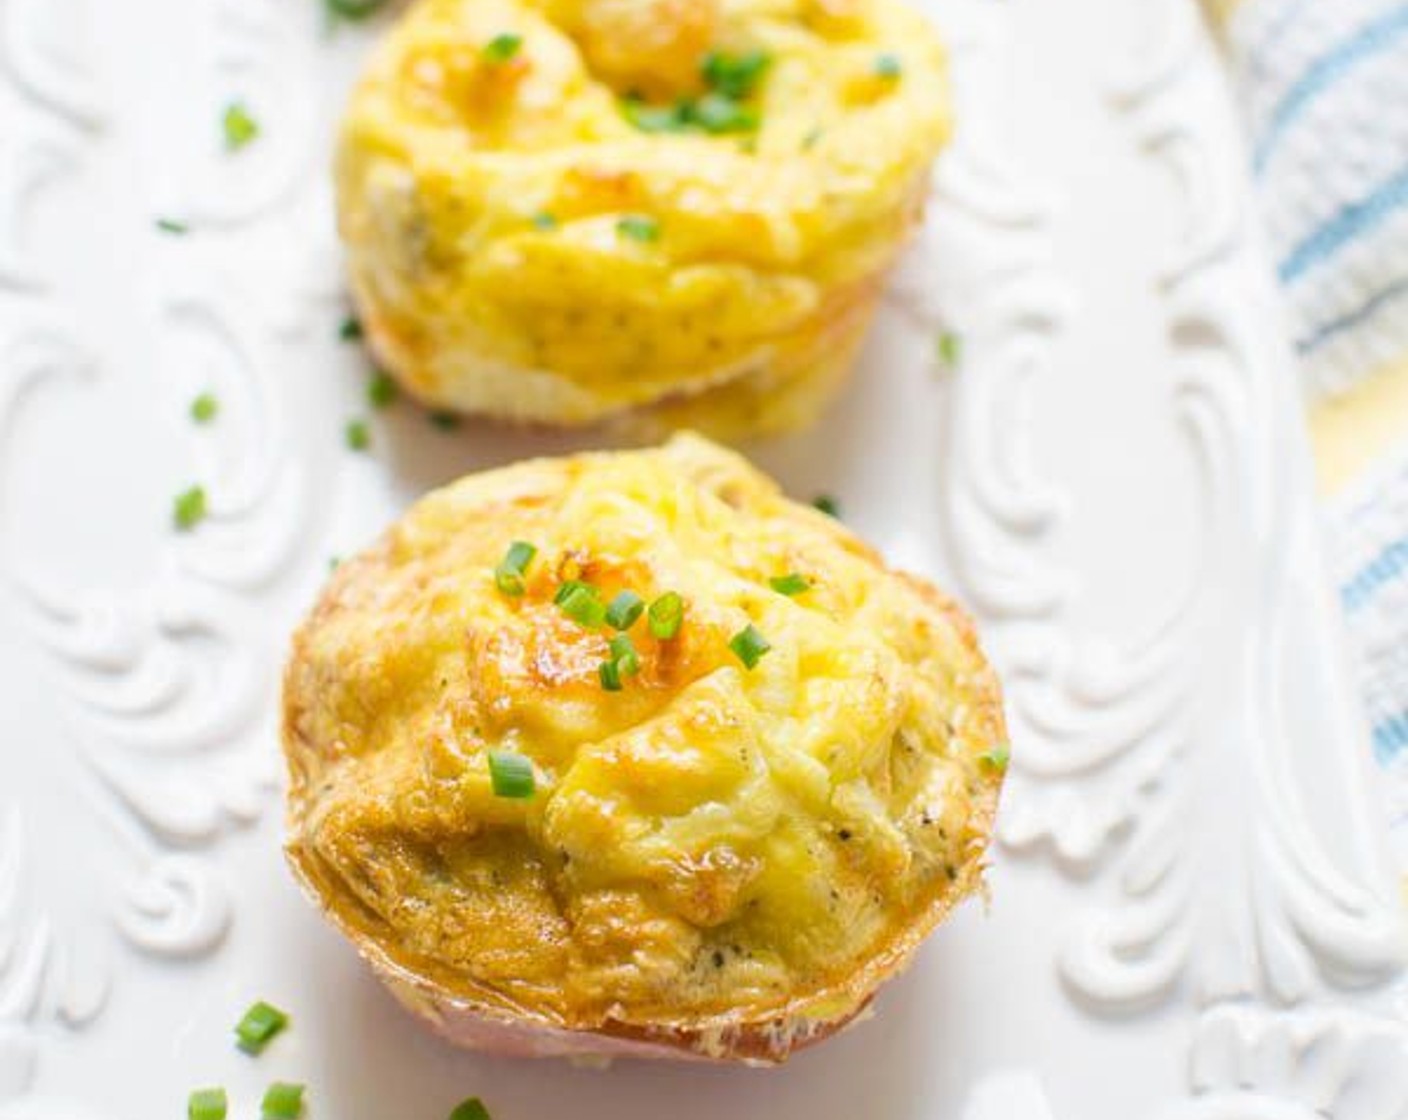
[3,0,1407,1117]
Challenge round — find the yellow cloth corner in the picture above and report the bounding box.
[1311,352,1408,496]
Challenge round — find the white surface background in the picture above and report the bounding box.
[2,0,1407,1117]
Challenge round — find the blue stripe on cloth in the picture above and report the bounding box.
[1296,274,1408,353]
[1279,162,1408,283]
[1254,4,1408,174]
[1342,532,1408,612]
[1372,711,1408,765]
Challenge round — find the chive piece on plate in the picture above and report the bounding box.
[769,573,810,596]
[326,0,388,20]
[157,217,189,235]
[599,658,623,691]
[483,33,522,63]
[190,392,219,424]
[647,591,684,640]
[448,1099,492,1120]
[811,494,840,518]
[728,624,771,670]
[222,101,260,151]
[189,1088,228,1120]
[937,330,962,368]
[367,371,398,409]
[531,210,558,230]
[173,485,208,531]
[345,418,371,451]
[488,750,534,798]
[261,1082,306,1120]
[605,590,644,631]
[339,316,363,341]
[235,1000,289,1054]
[494,540,537,597]
[700,50,772,99]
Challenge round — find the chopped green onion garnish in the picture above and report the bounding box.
[558,581,607,628]
[190,392,219,424]
[173,485,208,531]
[599,658,623,691]
[449,1099,492,1120]
[339,315,363,341]
[617,215,660,243]
[700,49,772,99]
[189,1088,228,1120]
[873,52,902,79]
[605,590,644,630]
[261,1082,305,1120]
[937,331,962,368]
[728,623,771,669]
[801,128,823,150]
[769,573,810,596]
[553,579,588,605]
[367,371,398,409]
[345,418,371,451]
[429,409,460,430]
[488,750,535,798]
[688,92,758,134]
[980,742,1011,771]
[531,210,558,230]
[483,33,523,63]
[329,555,341,570]
[608,633,641,676]
[234,1000,289,1054]
[326,0,388,20]
[157,217,189,234]
[621,98,689,133]
[494,540,537,597]
[812,494,840,518]
[222,101,260,151]
[647,591,684,639]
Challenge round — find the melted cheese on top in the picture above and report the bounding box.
[284,435,1004,1031]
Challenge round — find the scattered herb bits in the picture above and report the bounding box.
[261,1082,306,1120]
[191,392,219,424]
[605,590,644,631]
[482,33,522,63]
[937,330,962,368]
[157,217,189,235]
[428,409,460,430]
[494,541,537,597]
[367,371,398,409]
[189,1088,228,1120]
[728,623,771,669]
[326,0,388,20]
[873,52,903,79]
[344,418,371,451]
[235,1000,289,1054]
[488,750,534,798]
[812,494,840,518]
[769,573,810,596]
[449,1099,492,1120]
[621,98,687,133]
[608,633,641,676]
[700,49,772,99]
[557,581,608,628]
[647,591,684,640]
[690,92,758,134]
[222,101,260,151]
[173,485,208,531]
[531,210,558,230]
[599,658,623,692]
[981,742,1011,771]
[339,315,363,341]
[617,215,660,243]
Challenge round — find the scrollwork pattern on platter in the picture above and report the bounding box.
[0,0,317,1104]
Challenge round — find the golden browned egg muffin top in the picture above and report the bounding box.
[336,0,952,434]
[283,435,1005,1041]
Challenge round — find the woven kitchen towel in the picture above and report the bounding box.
[1214,0,1408,867]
